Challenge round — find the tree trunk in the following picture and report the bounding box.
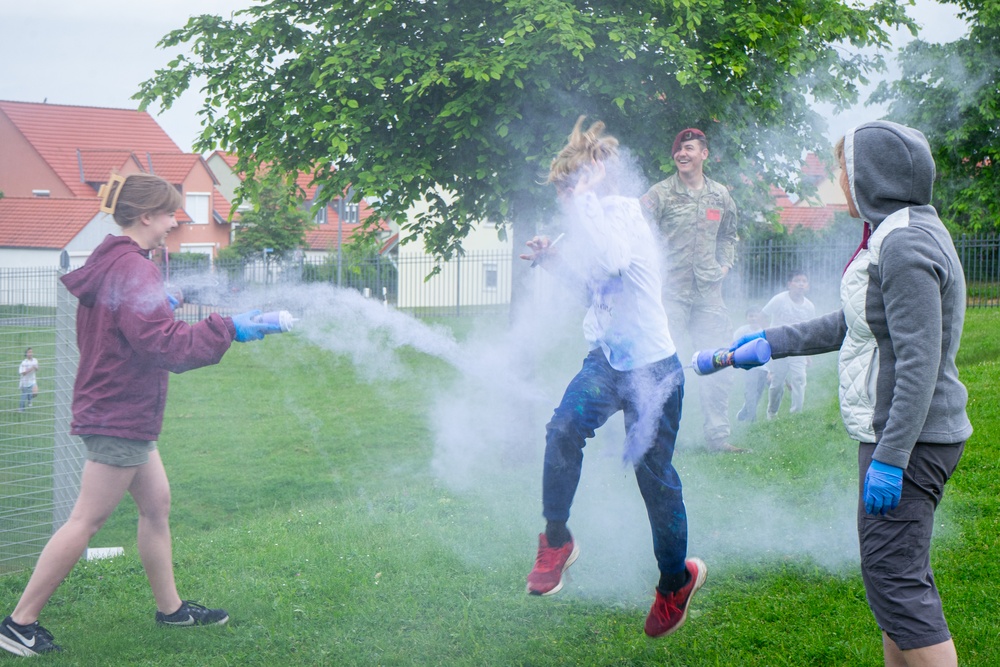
[508,192,541,327]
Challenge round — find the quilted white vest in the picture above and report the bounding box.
[837,210,910,442]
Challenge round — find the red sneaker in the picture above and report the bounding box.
[526,533,579,596]
[644,557,707,638]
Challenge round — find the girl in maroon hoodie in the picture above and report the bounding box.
[0,174,274,657]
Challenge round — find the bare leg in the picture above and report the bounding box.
[128,450,182,615]
[10,461,138,625]
[882,632,957,667]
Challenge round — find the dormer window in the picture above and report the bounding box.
[32,190,50,198]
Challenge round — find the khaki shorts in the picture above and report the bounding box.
[81,435,157,467]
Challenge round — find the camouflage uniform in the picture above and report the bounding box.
[641,173,739,449]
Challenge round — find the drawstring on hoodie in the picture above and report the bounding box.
[844,221,871,275]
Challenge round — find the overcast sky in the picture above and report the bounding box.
[0,0,970,153]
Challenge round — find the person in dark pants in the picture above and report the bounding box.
[522,116,705,639]
[733,121,971,666]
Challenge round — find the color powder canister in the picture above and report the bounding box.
[691,338,771,375]
[253,310,295,333]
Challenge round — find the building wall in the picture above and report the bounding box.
[396,247,512,309]
[0,248,62,269]
[165,166,231,256]
[814,178,847,207]
[205,154,242,203]
[396,193,513,308]
[64,215,118,257]
[0,113,74,198]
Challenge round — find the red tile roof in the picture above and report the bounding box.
[78,150,143,183]
[380,232,400,254]
[778,205,846,231]
[0,197,102,249]
[770,184,796,208]
[295,172,320,199]
[304,219,364,252]
[147,153,210,186]
[801,152,830,179]
[213,190,238,223]
[208,151,393,250]
[0,100,181,197]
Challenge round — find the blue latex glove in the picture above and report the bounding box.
[232,309,269,343]
[730,330,767,369]
[863,460,904,515]
[730,329,766,352]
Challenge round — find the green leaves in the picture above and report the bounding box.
[228,175,315,258]
[136,0,908,258]
[872,4,1000,232]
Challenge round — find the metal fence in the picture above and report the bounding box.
[165,251,512,319]
[0,268,80,574]
[1,234,998,574]
[727,238,857,312]
[731,234,1000,311]
[956,234,1000,307]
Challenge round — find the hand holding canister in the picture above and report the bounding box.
[232,310,295,342]
[691,338,771,376]
[252,310,296,334]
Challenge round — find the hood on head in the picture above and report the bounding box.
[843,121,935,226]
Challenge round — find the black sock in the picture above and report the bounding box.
[657,568,690,595]
[545,521,572,548]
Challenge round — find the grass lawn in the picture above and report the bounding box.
[1,305,998,666]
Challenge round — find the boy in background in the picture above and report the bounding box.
[762,270,815,418]
[734,308,769,422]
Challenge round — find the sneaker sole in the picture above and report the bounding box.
[159,614,230,627]
[654,557,707,638]
[527,542,580,596]
[0,634,40,657]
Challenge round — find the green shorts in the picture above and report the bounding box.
[81,435,157,467]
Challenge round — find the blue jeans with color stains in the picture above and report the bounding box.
[542,349,687,576]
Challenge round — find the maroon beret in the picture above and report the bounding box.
[672,128,706,155]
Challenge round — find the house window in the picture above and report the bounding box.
[484,263,498,290]
[185,192,211,225]
[315,205,328,225]
[335,199,359,224]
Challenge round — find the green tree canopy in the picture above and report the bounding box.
[871,0,999,233]
[138,0,913,259]
[225,174,315,258]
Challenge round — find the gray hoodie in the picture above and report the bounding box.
[764,121,972,468]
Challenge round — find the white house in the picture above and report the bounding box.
[394,192,513,311]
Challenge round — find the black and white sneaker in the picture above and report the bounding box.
[0,615,61,656]
[155,601,229,627]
